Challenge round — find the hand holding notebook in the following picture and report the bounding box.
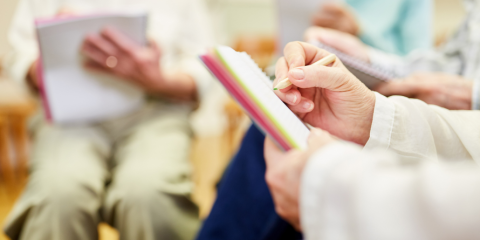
[201,42,377,149]
[273,42,376,146]
[36,12,147,125]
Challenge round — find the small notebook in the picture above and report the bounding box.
[200,46,310,150]
[311,40,398,89]
[36,12,147,125]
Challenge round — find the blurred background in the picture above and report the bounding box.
[0,0,468,239]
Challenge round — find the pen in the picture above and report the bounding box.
[273,54,337,90]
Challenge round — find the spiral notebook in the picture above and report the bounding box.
[200,46,310,151]
[311,40,398,88]
[36,12,147,125]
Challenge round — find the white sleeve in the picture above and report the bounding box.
[2,0,38,84]
[365,92,480,163]
[301,141,480,240]
[175,0,215,102]
[2,0,57,84]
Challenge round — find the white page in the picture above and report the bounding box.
[217,46,310,150]
[276,0,343,53]
[37,13,147,125]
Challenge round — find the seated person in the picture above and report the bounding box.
[266,42,480,239]
[312,0,432,55]
[198,1,479,239]
[278,0,431,55]
[2,0,212,239]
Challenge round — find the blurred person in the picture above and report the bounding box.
[278,0,431,56]
[265,41,480,239]
[305,0,480,110]
[198,1,431,239]
[311,0,432,55]
[2,0,213,240]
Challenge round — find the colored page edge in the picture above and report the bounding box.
[214,47,304,150]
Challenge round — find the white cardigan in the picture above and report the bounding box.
[301,93,480,240]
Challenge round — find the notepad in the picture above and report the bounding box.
[311,40,398,88]
[36,12,147,125]
[200,46,310,150]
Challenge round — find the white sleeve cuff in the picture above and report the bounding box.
[300,141,363,240]
[472,79,480,110]
[364,92,396,151]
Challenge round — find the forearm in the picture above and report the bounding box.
[301,142,480,240]
[150,71,197,102]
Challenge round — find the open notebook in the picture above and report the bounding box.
[200,46,310,151]
[311,40,399,89]
[36,12,147,125]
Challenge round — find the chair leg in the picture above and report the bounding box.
[10,115,29,181]
[0,116,14,183]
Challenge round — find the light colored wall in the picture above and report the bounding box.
[0,0,469,66]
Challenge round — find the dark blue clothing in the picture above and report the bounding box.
[196,125,302,240]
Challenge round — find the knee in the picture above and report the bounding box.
[34,173,100,217]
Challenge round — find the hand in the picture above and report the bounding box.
[304,26,370,62]
[274,42,375,145]
[311,3,359,36]
[81,27,196,101]
[264,128,336,230]
[374,73,473,110]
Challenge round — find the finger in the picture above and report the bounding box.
[287,97,315,114]
[275,88,302,105]
[287,64,354,92]
[323,2,349,17]
[264,137,286,169]
[273,57,292,91]
[81,41,109,66]
[374,81,419,97]
[312,14,337,27]
[101,27,139,56]
[84,34,118,57]
[283,41,332,69]
[84,61,110,73]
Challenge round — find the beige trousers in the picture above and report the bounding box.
[3,101,200,240]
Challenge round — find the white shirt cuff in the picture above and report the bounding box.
[364,92,395,151]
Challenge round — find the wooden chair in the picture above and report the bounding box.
[0,79,36,182]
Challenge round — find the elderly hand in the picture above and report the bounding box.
[304,26,370,62]
[274,42,375,145]
[264,128,336,230]
[81,27,196,101]
[311,3,359,36]
[375,73,473,110]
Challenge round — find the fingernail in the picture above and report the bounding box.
[303,101,311,109]
[290,68,305,81]
[287,93,297,104]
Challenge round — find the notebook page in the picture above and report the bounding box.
[36,13,147,124]
[216,46,310,150]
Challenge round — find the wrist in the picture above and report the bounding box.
[355,91,376,146]
[150,72,197,101]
